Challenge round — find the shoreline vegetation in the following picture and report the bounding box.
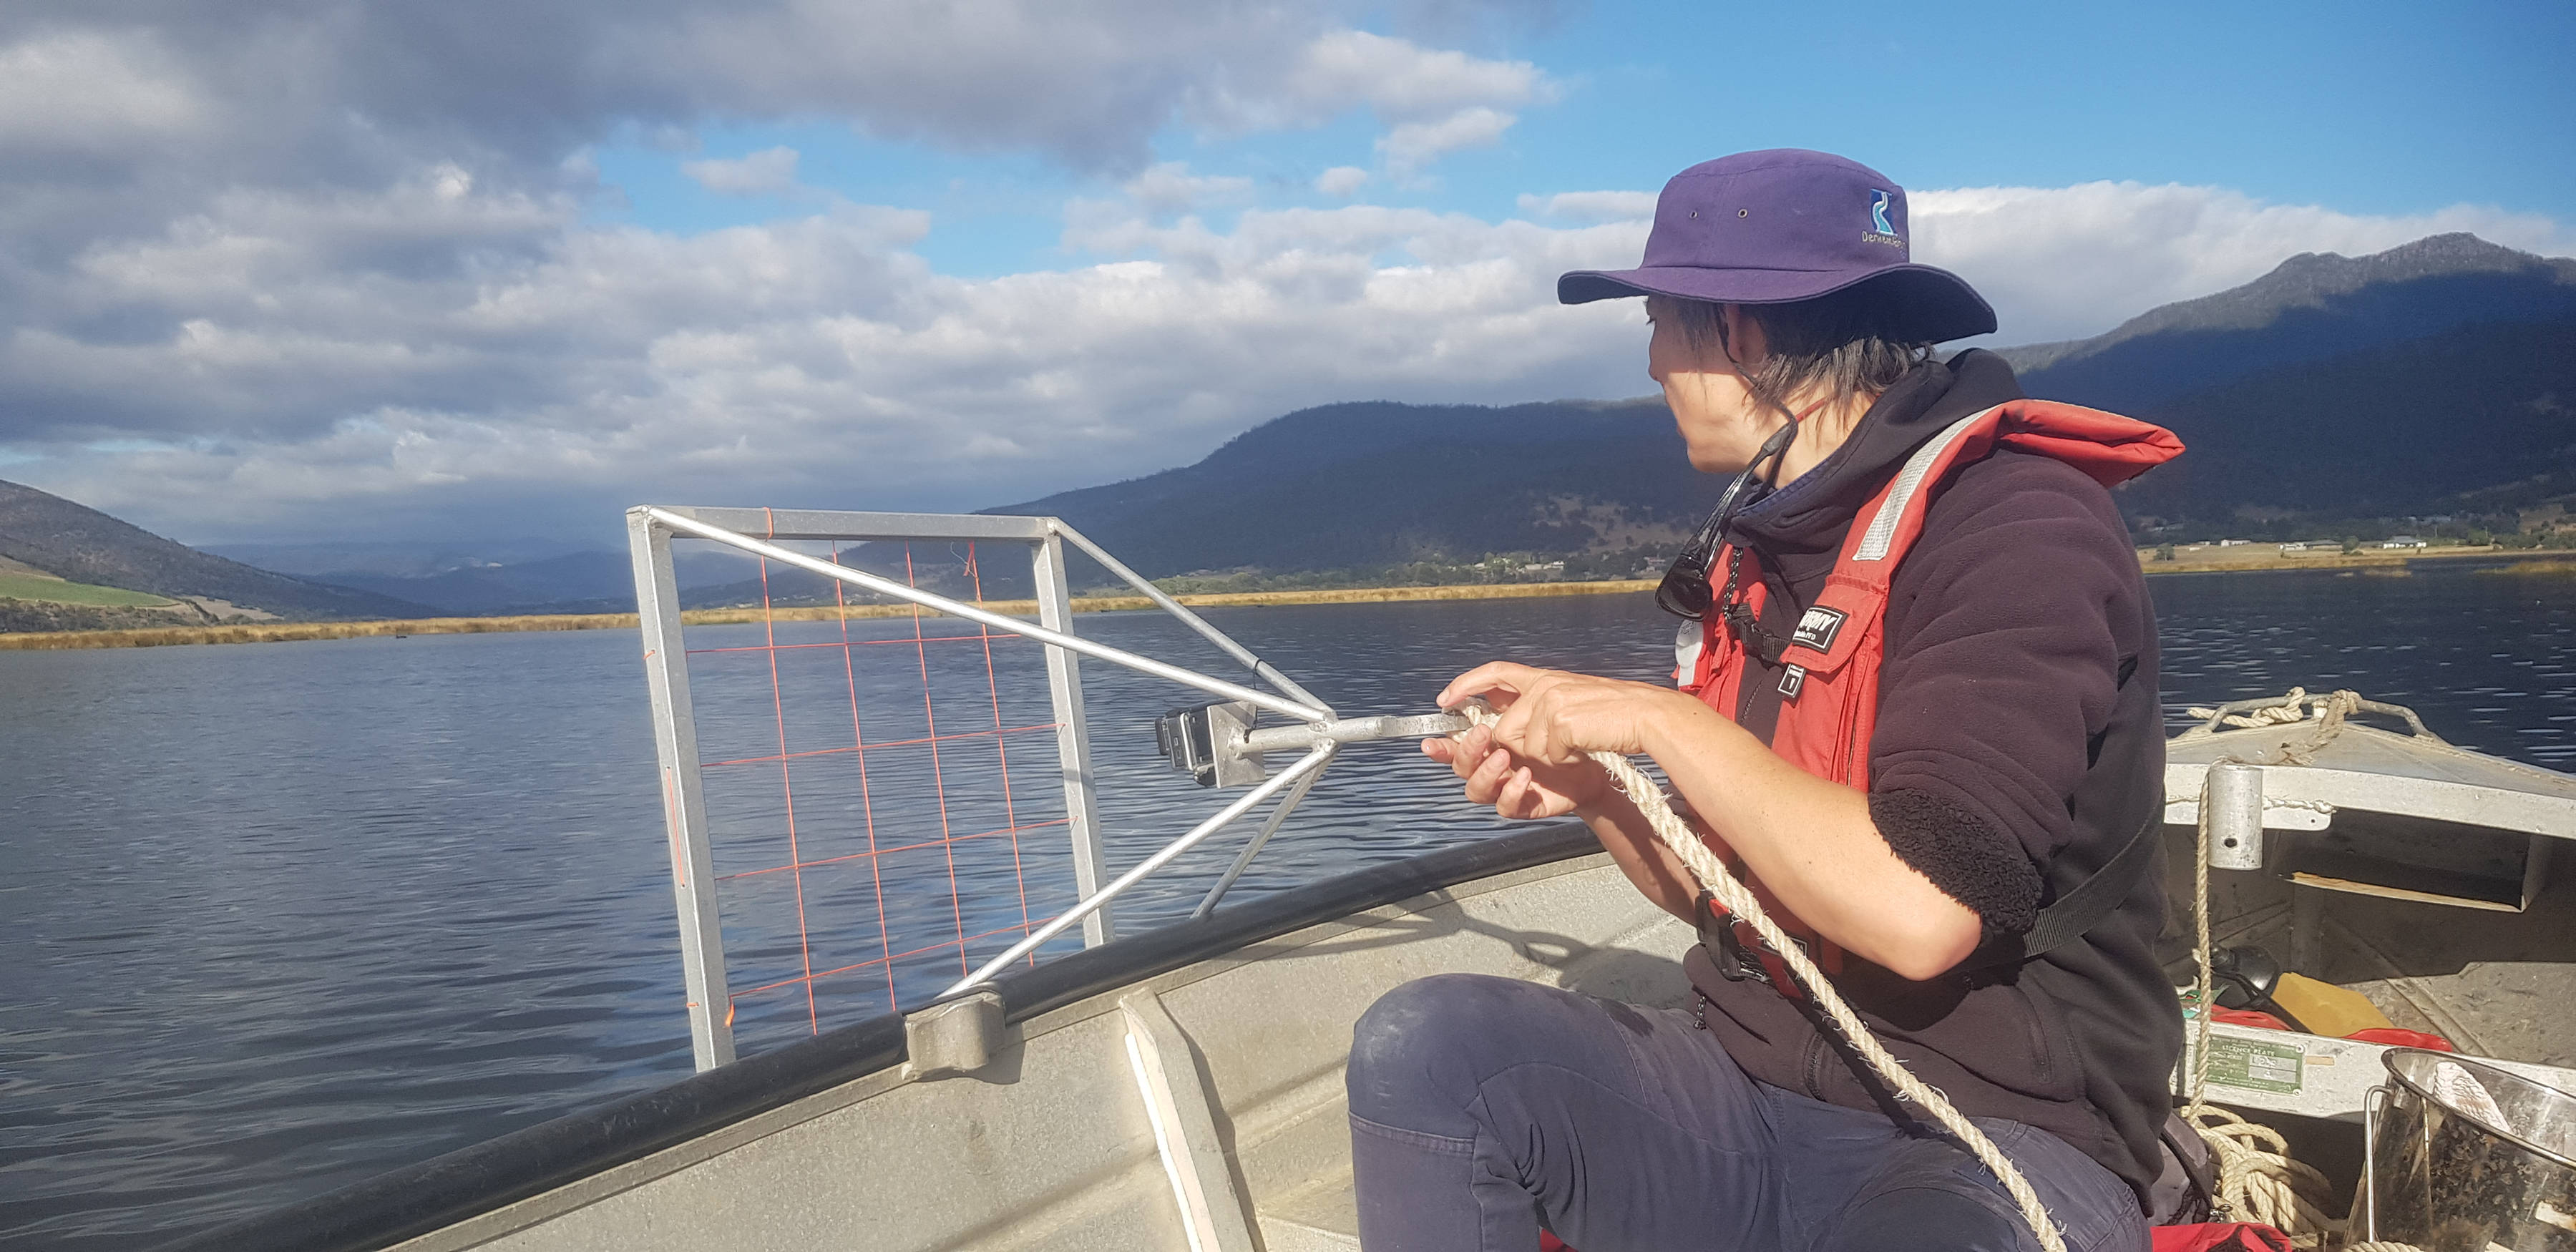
[2135,544,2576,575]
[0,578,1662,652]
[10,547,2576,652]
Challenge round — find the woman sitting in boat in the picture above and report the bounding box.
[1350,150,2187,1252]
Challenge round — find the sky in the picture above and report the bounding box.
[1,0,2570,548]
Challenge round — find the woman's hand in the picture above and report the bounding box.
[1422,662,1702,820]
[1438,662,1702,766]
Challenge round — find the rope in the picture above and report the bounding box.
[2187,687,2314,729]
[2182,688,2366,768]
[1458,706,2069,1252]
[2272,690,2361,768]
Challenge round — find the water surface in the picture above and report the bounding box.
[4,567,2572,1247]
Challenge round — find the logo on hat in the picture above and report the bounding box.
[1862,189,1903,249]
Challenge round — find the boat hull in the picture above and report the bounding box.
[167,825,1692,1252]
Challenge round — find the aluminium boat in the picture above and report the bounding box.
[158,512,2576,1252]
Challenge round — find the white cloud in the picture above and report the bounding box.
[1211,29,1553,179]
[681,146,801,195]
[1315,166,1371,197]
[9,173,1651,539]
[5,6,2568,547]
[14,170,2575,544]
[1280,29,1549,122]
[1122,162,1254,216]
[0,6,1558,300]
[0,30,209,152]
[0,3,1581,539]
[1379,106,1516,180]
[1518,190,1657,223]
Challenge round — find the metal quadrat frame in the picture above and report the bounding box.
[627,504,1340,1070]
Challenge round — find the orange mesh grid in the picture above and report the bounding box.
[678,534,1071,1051]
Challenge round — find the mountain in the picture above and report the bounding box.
[2004,234,2576,526]
[977,233,2576,574]
[989,398,1709,580]
[0,480,434,621]
[2005,233,2576,414]
[2109,318,2576,521]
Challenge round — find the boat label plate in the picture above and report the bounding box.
[2206,1034,2304,1094]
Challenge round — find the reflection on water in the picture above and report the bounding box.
[2,568,2571,1246]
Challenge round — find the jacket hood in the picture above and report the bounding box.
[1726,348,2027,558]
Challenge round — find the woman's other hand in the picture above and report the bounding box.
[1422,723,1607,819]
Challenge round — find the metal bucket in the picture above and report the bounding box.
[2353,1050,2576,1251]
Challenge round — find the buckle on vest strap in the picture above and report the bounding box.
[1712,916,1809,1000]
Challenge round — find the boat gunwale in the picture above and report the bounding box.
[150,822,1599,1252]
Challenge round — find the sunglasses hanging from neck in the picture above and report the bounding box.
[1655,393,1835,622]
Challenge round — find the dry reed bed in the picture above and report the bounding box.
[0,579,1658,651]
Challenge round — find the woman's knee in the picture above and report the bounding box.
[1347,974,1545,1128]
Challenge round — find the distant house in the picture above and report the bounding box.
[2381,536,2427,549]
[2216,539,2251,547]
[2279,542,2310,553]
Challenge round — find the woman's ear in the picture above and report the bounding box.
[1719,303,1768,368]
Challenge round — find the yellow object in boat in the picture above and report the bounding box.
[2270,972,2393,1038]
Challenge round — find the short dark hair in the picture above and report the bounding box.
[1669,283,1933,420]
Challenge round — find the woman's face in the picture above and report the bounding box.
[1645,296,1770,474]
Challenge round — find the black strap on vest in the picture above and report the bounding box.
[1979,811,2162,968]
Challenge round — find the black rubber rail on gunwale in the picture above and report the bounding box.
[155,822,1596,1252]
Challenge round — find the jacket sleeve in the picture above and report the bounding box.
[1865,451,2147,935]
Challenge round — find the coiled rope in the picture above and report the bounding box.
[1458,705,2069,1252]
[2188,687,2321,730]
[2183,688,2367,768]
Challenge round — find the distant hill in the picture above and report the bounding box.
[989,398,1707,580]
[203,538,590,580]
[2005,233,2576,413]
[970,233,2576,575]
[220,545,794,615]
[0,480,434,622]
[313,550,646,615]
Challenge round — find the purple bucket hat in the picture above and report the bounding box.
[1558,149,1996,343]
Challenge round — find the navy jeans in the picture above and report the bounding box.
[1346,974,2148,1252]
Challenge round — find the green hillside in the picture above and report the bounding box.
[0,572,180,608]
[0,480,435,622]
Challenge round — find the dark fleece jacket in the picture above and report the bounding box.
[1684,349,2185,1207]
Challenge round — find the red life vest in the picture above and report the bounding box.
[1673,399,2183,988]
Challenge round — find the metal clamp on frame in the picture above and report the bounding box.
[1154,700,1485,788]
